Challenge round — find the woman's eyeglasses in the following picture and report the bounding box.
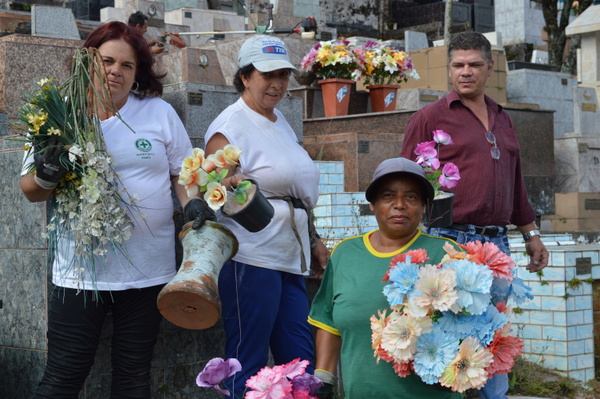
[485,131,500,160]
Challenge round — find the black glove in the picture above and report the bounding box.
[183,197,217,230]
[33,138,68,189]
[315,382,334,399]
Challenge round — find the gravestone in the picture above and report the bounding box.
[566,4,600,86]
[31,5,80,40]
[404,30,428,52]
[550,4,600,231]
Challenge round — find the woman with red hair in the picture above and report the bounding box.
[21,21,210,398]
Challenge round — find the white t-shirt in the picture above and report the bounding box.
[23,93,192,291]
[205,98,319,275]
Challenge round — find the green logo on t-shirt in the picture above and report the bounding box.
[135,139,152,152]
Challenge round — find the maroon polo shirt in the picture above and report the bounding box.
[400,89,535,227]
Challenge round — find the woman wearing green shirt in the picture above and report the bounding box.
[309,157,462,399]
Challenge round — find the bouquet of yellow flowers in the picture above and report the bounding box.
[301,37,364,80]
[354,40,419,86]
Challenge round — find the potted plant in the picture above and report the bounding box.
[412,130,461,228]
[301,38,364,117]
[157,145,274,330]
[354,40,420,112]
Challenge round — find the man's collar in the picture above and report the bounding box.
[445,88,503,112]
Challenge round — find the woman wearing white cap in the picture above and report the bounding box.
[204,34,329,397]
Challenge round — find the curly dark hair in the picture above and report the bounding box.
[448,31,492,65]
[82,21,165,97]
[233,64,256,93]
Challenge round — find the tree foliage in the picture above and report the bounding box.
[540,0,593,73]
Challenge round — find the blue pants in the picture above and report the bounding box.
[35,285,164,399]
[218,261,315,398]
[428,225,510,399]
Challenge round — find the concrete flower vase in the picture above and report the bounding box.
[157,221,238,330]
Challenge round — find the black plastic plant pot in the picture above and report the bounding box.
[222,179,274,233]
[424,191,455,228]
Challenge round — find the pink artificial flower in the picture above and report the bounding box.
[432,129,453,145]
[414,141,440,170]
[459,241,515,281]
[485,324,524,377]
[390,249,429,266]
[439,162,460,189]
[245,367,292,399]
[245,359,311,399]
[301,47,319,69]
[393,360,413,377]
[278,358,309,380]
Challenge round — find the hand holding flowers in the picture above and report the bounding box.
[16,50,137,288]
[196,357,323,398]
[371,241,533,392]
[413,129,460,198]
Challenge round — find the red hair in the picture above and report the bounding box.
[83,21,165,96]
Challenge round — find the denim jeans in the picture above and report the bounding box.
[428,225,510,399]
[35,285,164,399]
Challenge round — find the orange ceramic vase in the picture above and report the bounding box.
[368,84,400,112]
[318,78,354,117]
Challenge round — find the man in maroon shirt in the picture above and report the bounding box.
[400,32,548,399]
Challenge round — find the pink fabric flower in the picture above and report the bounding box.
[485,324,524,377]
[439,162,460,189]
[414,141,440,170]
[392,360,413,377]
[245,359,311,399]
[433,129,454,145]
[459,241,515,281]
[245,367,292,399]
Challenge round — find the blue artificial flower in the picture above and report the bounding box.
[414,326,460,384]
[445,259,493,315]
[490,275,534,305]
[436,311,479,340]
[383,259,420,306]
[473,305,510,346]
[508,276,534,304]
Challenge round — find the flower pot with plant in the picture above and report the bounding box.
[354,40,420,112]
[412,130,461,228]
[301,38,363,117]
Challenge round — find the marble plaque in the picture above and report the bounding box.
[573,87,600,135]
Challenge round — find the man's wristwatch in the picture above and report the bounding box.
[522,229,541,241]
